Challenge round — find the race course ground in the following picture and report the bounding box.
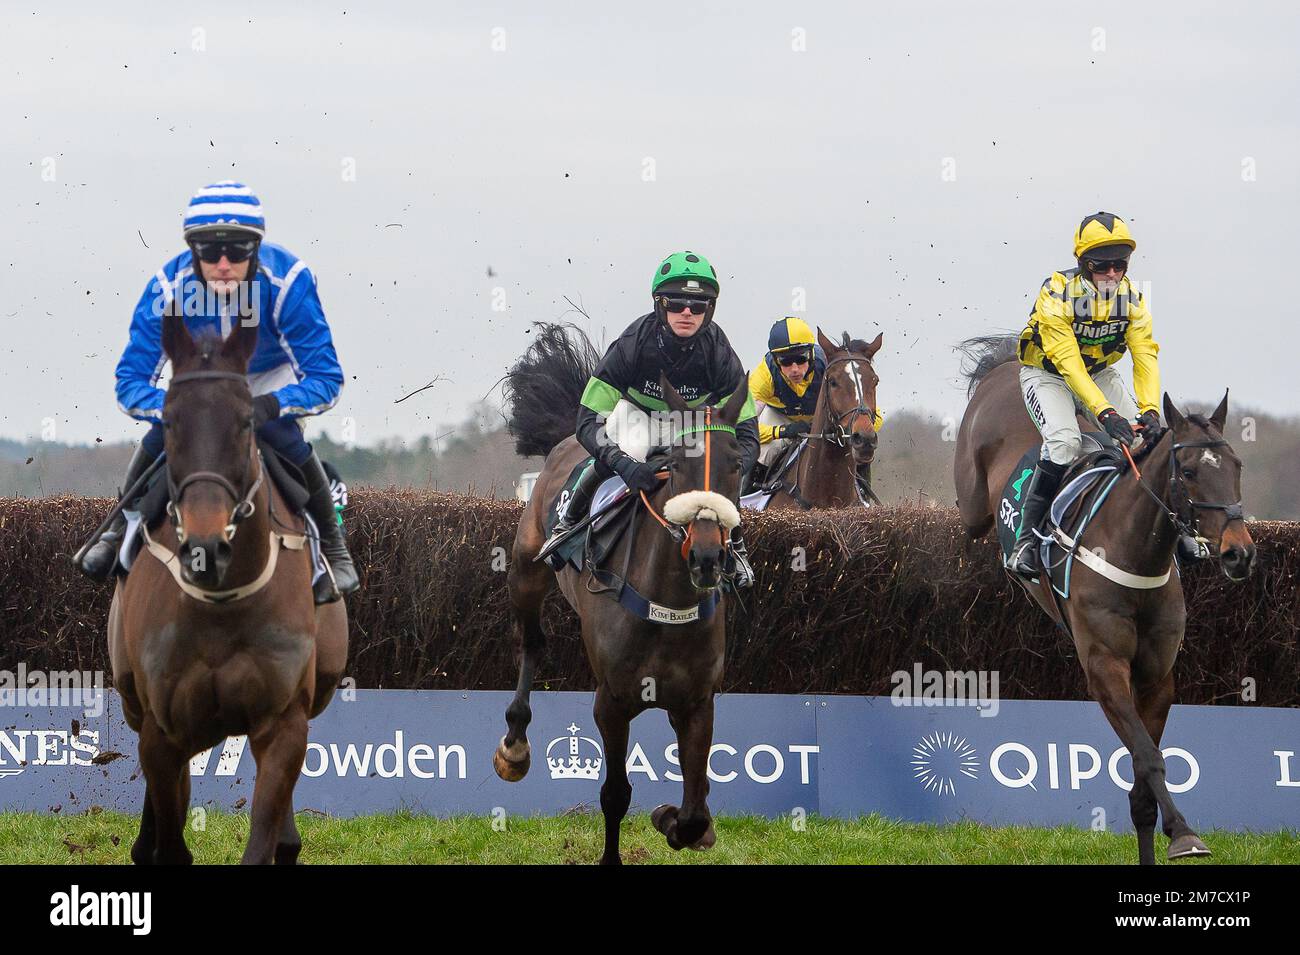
[2,811,1295,864]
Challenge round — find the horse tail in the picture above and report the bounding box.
[504,322,600,458]
[955,334,1020,398]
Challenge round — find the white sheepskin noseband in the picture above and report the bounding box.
[662,490,741,530]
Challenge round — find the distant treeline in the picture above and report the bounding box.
[3,403,1298,519]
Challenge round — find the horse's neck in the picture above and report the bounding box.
[795,392,857,507]
[1101,435,1179,572]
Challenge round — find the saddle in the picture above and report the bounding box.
[115,441,325,584]
[542,456,642,573]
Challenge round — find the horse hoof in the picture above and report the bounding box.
[1168,834,1211,860]
[650,804,677,837]
[687,821,716,851]
[493,737,530,782]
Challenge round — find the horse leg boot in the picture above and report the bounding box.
[302,451,359,602]
[1009,459,1067,577]
[537,460,603,567]
[78,443,157,581]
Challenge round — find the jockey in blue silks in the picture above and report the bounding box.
[77,181,359,602]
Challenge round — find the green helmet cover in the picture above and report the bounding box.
[652,251,720,296]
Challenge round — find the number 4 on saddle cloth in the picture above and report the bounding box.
[995,432,1178,604]
[541,457,641,573]
[111,441,340,594]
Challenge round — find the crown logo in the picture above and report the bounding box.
[546,723,603,780]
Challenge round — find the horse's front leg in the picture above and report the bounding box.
[653,696,716,852]
[593,684,632,865]
[137,714,193,865]
[242,701,309,865]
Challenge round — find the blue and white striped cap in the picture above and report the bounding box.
[182,181,266,238]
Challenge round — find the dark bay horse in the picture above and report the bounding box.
[494,324,748,864]
[954,337,1255,864]
[765,329,882,510]
[108,312,347,864]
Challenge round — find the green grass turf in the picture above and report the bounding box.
[1,810,1295,864]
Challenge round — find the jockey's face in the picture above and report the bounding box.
[197,255,251,295]
[1086,260,1127,295]
[779,355,810,385]
[661,298,707,338]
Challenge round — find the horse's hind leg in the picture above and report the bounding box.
[494,555,553,782]
[131,782,157,865]
[593,685,632,865]
[653,699,716,852]
[275,806,302,865]
[137,714,193,865]
[242,704,309,865]
[1084,648,1206,864]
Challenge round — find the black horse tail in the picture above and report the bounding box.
[503,322,600,458]
[956,334,1020,398]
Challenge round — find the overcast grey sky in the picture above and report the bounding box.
[2,1,1296,450]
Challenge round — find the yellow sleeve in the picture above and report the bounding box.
[749,364,779,444]
[873,408,884,432]
[1125,294,1161,415]
[1034,277,1112,418]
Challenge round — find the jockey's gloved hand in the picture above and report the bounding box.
[1098,408,1137,447]
[253,394,280,427]
[777,422,811,440]
[612,455,662,493]
[1135,410,1161,444]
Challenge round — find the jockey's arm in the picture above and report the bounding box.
[1125,297,1161,416]
[266,266,344,418]
[575,376,624,471]
[747,364,780,444]
[1033,280,1113,419]
[115,274,170,422]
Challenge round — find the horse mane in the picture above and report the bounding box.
[502,322,600,458]
[956,334,1020,397]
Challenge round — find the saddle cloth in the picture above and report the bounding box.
[542,458,640,571]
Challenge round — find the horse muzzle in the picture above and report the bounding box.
[179,534,234,589]
[851,429,878,465]
[687,542,724,591]
[1219,540,1256,581]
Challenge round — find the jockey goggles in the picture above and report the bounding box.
[190,237,259,264]
[1082,257,1128,275]
[660,294,712,315]
[775,348,812,366]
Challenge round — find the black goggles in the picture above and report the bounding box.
[190,238,259,264]
[661,295,711,315]
[775,349,812,366]
[1083,258,1128,274]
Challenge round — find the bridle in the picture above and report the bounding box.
[1130,430,1244,543]
[640,406,738,562]
[810,353,877,448]
[164,370,264,544]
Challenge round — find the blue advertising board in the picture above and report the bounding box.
[0,690,1296,833]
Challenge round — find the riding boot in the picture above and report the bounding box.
[1008,459,1068,578]
[741,462,769,496]
[77,443,158,581]
[302,451,360,603]
[1176,534,1211,563]
[537,461,603,568]
[725,530,755,589]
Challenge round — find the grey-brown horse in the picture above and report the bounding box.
[494,324,748,864]
[766,329,883,510]
[954,337,1255,864]
[108,312,347,864]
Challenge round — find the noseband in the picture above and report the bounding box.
[164,370,264,543]
[813,354,877,448]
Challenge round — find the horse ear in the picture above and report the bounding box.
[865,332,883,358]
[720,373,750,426]
[220,315,259,371]
[1210,389,1229,432]
[660,374,690,413]
[816,328,839,356]
[1163,392,1186,430]
[161,311,196,367]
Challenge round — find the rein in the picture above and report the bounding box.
[1124,430,1244,544]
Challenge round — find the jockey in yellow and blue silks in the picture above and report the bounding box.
[1009,211,1163,578]
[77,181,358,602]
[746,317,884,491]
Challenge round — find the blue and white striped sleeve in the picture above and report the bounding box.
[114,272,170,422]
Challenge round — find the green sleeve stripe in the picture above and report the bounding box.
[580,377,621,414]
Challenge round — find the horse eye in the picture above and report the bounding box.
[1182,468,1195,480]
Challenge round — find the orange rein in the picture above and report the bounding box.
[637,407,721,561]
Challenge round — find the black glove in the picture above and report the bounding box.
[1097,408,1136,447]
[612,455,662,493]
[777,422,811,440]
[253,394,280,428]
[1135,410,1161,443]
